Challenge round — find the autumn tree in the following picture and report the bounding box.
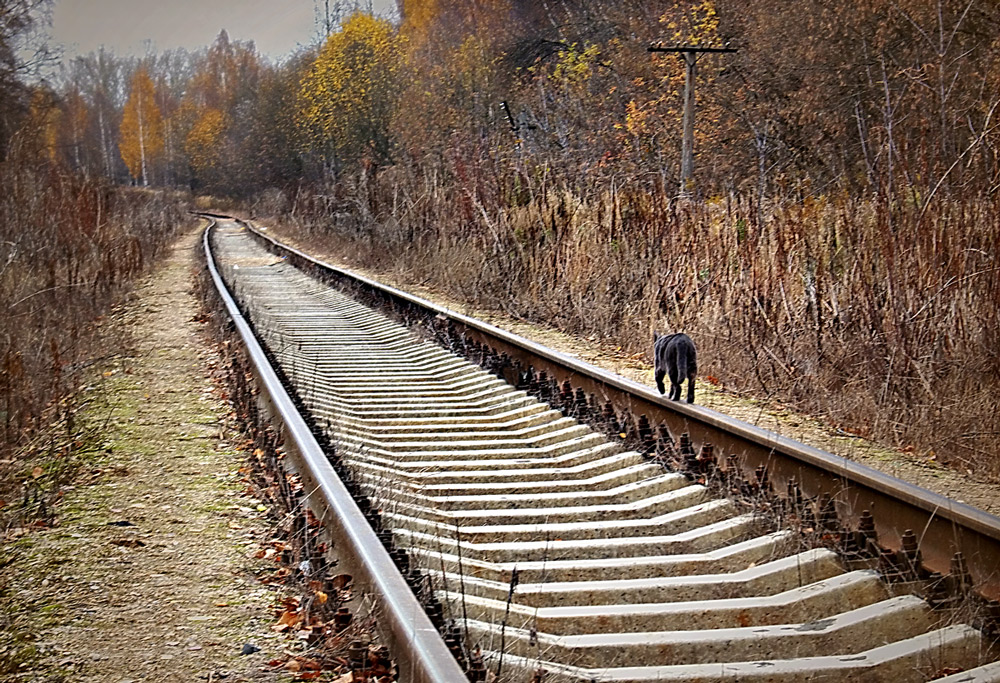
[242,61,305,192]
[0,0,53,152]
[185,31,260,112]
[297,11,404,171]
[174,31,262,193]
[13,86,60,162]
[151,48,196,186]
[119,66,164,185]
[184,107,226,180]
[63,48,131,180]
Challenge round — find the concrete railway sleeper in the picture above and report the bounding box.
[204,216,1000,681]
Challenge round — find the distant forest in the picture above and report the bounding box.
[2,0,999,474]
[4,0,997,199]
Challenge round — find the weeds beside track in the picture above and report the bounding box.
[0,163,184,532]
[255,182,1000,479]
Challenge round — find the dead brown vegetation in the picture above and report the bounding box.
[239,0,1000,478]
[257,171,1000,477]
[0,153,183,520]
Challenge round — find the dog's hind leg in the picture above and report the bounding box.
[669,375,681,401]
[668,359,682,401]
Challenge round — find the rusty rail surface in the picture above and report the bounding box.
[232,216,1000,607]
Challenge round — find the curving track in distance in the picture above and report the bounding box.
[203,216,1000,682]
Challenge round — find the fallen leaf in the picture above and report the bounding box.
[31,466,44,479]
[299,658,322,671]
[330,574,352,590]
[272,610,300,632]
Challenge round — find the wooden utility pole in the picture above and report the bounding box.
[648,44,736,194]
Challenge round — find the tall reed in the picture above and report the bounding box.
[262,161,1000,476]
[0,158,183,463]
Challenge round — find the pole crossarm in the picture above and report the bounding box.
[648,44,737,54]
[647,43,737,193]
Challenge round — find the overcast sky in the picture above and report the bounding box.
[50,0,397,61]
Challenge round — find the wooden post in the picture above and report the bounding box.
[648,44,737,195]
[680,51,696,190]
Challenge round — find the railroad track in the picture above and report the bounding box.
[203,216,1000,682]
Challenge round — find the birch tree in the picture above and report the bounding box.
[119,66,164,185]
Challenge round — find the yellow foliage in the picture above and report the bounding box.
[297,11,404,166]
[185,107,227,173]
[119,67,165,183]
[660,0,720,46]
[26,89,60,162]
[553,43,601,94]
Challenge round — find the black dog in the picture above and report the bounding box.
[653,332,697,403]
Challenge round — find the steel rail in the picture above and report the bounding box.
[236,217,1000,602]
[201,220,468,683]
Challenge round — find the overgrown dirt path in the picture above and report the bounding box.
[1,226,283,682]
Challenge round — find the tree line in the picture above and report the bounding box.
[24,0,1000,203]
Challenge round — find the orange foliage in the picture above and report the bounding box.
[119,67,164,184]
[185,107,227,174]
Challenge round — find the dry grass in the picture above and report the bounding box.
[0,158,184,519]
[254,165,1000,478]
